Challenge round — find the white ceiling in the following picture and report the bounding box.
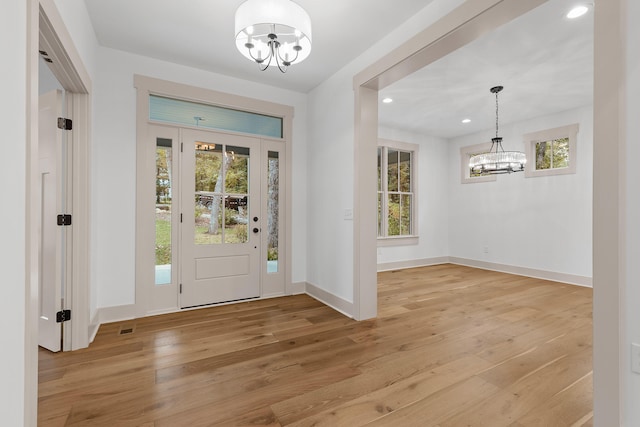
[83,0,593,140]
[83,0,433,93]
[379,0,594,139]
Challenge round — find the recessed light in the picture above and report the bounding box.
[567,5,589,19]
[382,97,393,104]
[461,118,471,124]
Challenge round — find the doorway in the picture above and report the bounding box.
[135,75,294,316]
[36,3,92,352]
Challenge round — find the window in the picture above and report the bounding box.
[377,139,418,244]
[149,95,283,139]
[524,123,579,177]
[460,143,497,184]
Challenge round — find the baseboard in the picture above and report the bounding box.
[304,282,354,318]
[97,303,137,325]
[448,257,593,287]
[88,311,100,343]
[377,257,449,272]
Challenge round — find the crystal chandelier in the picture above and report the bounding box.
[234,0,312,73]
[469,86,526,175]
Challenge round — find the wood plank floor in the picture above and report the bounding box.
[38,264,593,426]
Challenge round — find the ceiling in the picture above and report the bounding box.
[83,0,593,140]
[378,0,594,139]
[83,0,433,93]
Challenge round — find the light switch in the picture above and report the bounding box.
[344,209,353,220]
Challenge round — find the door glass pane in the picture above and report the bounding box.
[155,138,172,285]
[224,146,250,244]
[267,151,279,273]
[194,142,223,244]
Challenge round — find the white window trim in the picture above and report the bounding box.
[524,123,579,177]
[460,142,497,184]
[377,138,419,246]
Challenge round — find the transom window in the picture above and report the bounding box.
[149,95,283,139]
[377,140,418,241]
[524,123,579,177]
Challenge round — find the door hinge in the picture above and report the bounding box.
[181,142,183,152]
[57,214,72,226]
[179,284,183,294]
[180,213,183,223]
[57,117,72,130]
[56,309,71,323]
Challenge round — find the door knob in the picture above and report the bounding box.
[253,227,260,233]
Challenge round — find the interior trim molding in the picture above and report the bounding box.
[377,257,449,272]
[88,312,100,343]
[305,282,354,318]
[97,304,137,325]
[288,281,306,295]
[448,257,593,287]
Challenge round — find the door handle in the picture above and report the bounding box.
[252,227,260,233]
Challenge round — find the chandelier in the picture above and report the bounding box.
[234,0,312,73]
[469,86,526,175]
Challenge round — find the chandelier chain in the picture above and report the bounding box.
[495,90,499,139]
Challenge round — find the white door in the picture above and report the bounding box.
[38,90,64,352]
[180,129,262,308]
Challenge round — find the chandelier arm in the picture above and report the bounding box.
[246,43,273,71]
[274,48,288,73]
[258,41,276,71]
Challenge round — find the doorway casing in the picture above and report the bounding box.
[26,0,92,423]
[134,75,295,317]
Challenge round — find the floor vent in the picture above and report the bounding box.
[119,327,134,335]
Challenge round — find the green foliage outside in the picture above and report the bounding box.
[387,194,411,236]
[379,147,412,237]
[155,144,274,264]
[536,138,569,170]
[155,217,171,265]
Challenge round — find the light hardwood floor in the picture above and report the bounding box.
[38,264,593,426]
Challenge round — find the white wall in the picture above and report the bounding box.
[306,0,464,304]
[625,0,640,424]
[92,47,308,309]
[377,127,449,266]
[447,105,593,280]
[2,1,27,424]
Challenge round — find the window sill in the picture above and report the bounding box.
[377,236,419,247]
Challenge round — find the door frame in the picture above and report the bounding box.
[26,0,92,423]
[134,75,294,317]
[37,0,92,352]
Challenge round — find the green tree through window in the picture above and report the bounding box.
[378,145,414,238]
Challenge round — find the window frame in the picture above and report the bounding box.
[460,142,498,184]
[524,123,579,177]
[377,138,418,246]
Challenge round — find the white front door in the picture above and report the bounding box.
[38,90,65,352]
[180,129,262,307]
